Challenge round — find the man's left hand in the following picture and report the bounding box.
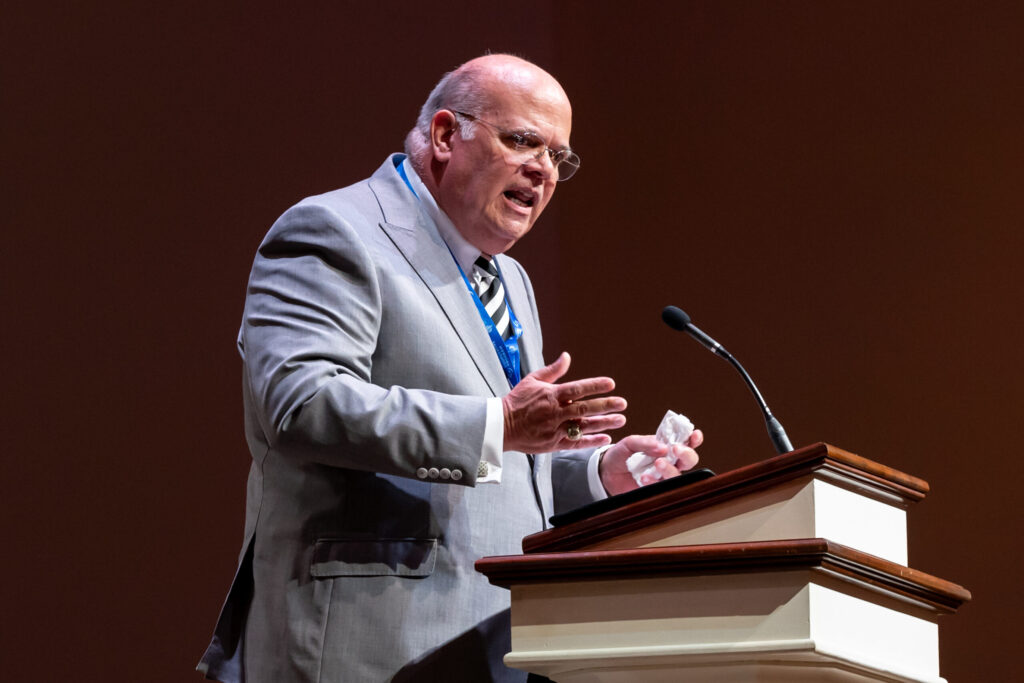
[598,431,704,496]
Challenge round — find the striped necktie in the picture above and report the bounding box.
[472,256,511,340]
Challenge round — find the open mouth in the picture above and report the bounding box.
[503,189,535,208]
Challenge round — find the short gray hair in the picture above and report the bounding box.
[404,64,488,169]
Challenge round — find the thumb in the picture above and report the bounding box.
[531,351,571,383]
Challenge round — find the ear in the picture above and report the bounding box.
[429,110,458,162]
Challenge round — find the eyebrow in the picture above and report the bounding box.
[516,129,571,153]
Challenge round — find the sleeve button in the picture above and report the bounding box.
[416,468,428,479]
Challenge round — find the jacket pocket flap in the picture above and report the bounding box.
[311,538,437,578]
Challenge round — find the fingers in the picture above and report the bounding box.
[562,395,627,421]
[617,430,703,458]
[671,430,703,471]
[557,432,613,451]
[557,413,626,446]
[555,376,616,403]
[636,456,680,485]
[666,441,700,471]
[571,414,627,434]
[675,446,700,470]
[655,456,682,479]
[529,351,571,383]
[521,351,618,412]
[615,434,666,456]
[621,433,702,470]
[555,415,626,449]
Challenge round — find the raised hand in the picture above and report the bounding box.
[502,352,627,453]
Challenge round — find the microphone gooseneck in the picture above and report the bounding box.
[662,306,793,454]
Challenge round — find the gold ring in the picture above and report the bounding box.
[566,421,582,441]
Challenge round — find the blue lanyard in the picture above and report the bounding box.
[451,255,523,387]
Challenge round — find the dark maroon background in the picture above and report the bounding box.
[4,2,1021,680]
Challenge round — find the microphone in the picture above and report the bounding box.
[662,306,793,454]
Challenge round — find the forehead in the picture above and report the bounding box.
[482,79,572,146]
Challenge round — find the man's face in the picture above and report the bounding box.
[433,80,572,255]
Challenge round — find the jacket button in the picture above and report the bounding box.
[439,468,451,480]
[451,469,463,481]
[428,467,440,479]
[416,468,428,479]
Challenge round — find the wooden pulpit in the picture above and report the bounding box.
[476,443,971,682]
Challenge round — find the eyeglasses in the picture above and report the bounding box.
[451,110,581,181]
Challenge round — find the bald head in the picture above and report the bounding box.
[405,55,571,170]
[458,54,570,111]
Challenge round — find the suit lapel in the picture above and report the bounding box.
[369,158,510,397]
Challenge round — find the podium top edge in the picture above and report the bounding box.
[524,443,930,555]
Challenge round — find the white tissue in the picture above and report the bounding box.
[625,410,695,485]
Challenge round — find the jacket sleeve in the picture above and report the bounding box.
[239,201,487,485]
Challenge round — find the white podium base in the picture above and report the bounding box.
[506,569,944,683]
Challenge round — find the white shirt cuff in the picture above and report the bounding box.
[477,397,504,484]
[586,445,612,501]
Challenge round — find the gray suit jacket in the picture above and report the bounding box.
[199,156,594,682]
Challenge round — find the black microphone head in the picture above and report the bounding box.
[662,306,691,331]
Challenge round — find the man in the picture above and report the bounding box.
[198,54,702,682]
